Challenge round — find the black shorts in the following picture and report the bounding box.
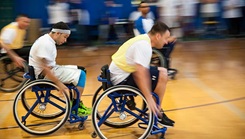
[119,66,159,91]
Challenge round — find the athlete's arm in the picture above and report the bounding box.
[132,63,160,116]
[41,58,69,94]
[0,41,25,67]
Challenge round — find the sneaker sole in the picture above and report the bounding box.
[157,122,174,128]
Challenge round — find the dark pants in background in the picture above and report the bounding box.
[13,46,31,62]
[157,42,175,69]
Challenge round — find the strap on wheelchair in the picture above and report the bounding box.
[28,66,36,80]
[100,64,112,90]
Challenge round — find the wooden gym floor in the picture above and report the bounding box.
[0,38,244,139]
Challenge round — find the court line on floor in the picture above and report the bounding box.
[166,97,245,112]
[182,72,245,120]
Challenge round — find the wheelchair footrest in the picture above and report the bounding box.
[138,122,148,129]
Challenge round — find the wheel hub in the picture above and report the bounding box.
[39,103,46,111]
[119,112,127,120]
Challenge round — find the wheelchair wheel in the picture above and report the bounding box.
[20,80,67,119]
[151,48,167,68]
[13,80,71,135]
[92,85,147,127]
[0,55,28,92]
[92,85,103,106]
[92,85,154,139]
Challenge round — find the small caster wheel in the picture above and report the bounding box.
[159,133,165,139]
[78,122,84,130]
[91,131,97,138]
[170,75,175,80]
[159,135,165,139]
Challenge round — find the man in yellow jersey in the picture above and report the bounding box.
[0,14,31,62]
[0,41,25,67]
[109,21,175,127]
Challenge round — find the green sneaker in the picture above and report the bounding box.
[77,102,92,117]
[77,107,92,117]
[79,102,92,111]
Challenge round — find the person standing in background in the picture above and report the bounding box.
[222,0,243,37]
[179,0,199,38]
[157,0,182,37]
[105,0,119,43]
[47,0,71,25]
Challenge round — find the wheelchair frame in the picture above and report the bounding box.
[151,48,177,79]
[91,65,168,139]
[0,55,28,92]
[13,66,88,135]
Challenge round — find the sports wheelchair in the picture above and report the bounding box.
[13,66,88,135]
[0,54,28,92]
[151,47,177,79]
[91,65,168,139]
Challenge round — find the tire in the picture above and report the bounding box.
[20,80,67,119]
[92,85,153,139]
[13,80,70,135]
[0,56,28,92]
[92,86,103,106]
[151,48,167,68]
[92,85,147,127]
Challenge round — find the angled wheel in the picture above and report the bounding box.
[20,80,67,119]
[92,86,103,106]
[92,85,154,139]
[92,85,147,127]
[13,80,70,135]
[151,48,167,68]
[0,55,28,92]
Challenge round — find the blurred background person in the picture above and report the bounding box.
[129,3,155,23]
[0,41,25,67]
[179,0,199,39]
[200,0,220,22]
[222,0,244,37]
[129,1,156,37]
[105,0,119,44]
[241,0,245,36]
[0,14,31,62]
[47,0,71,26]
[69,0,90,45]
[157,0,182,38]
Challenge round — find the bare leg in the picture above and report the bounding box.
[77,86,84,99]
[154,67,168,106]
[71,86,83,99]
[153,67,175,126]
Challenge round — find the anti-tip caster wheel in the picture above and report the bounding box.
[159,133,165,139]
[170,75,176,80]
[78,122,84,130]
[91,131,97,138]
[168,68,178,80]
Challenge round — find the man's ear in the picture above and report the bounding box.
[156,33,161,41]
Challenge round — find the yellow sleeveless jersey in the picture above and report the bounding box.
[0,23,26,49]
[112,34,150,72]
